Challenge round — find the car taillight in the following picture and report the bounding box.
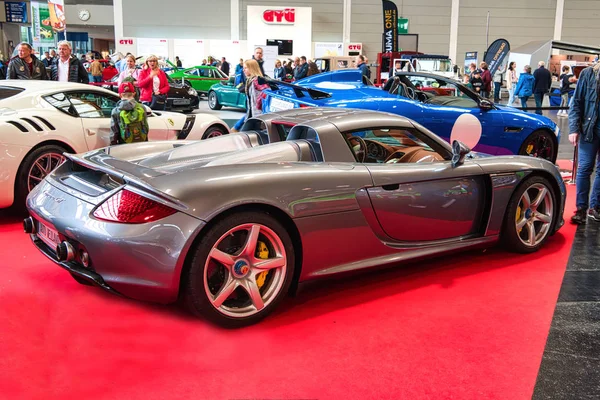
[299,104,312,108]
[93,189,176,224]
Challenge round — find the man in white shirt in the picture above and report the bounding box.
[49,40,89,84]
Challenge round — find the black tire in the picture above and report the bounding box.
[183,211,295,328]
[518,130,557,163]
[15,144,68,210]
[502,175,556,253]
[208,91,222,110]
[201,125,228,139]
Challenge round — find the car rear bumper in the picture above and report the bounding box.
[26,179,206,304]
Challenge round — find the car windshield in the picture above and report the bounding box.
[419,59,452,73]
[355,128,433,151]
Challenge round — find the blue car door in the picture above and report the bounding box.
[403,75,507,155]
[423,101,506,155]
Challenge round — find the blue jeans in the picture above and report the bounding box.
[534,93,544,115]
[93,75,102,83]
[233,115,246,131]
[493,82,501,101]
[520,96,529,110]
[576,134,600,209]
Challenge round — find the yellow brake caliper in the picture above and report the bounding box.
[526,143,534,155]
[255,241,269,288]
[516,205,523,234]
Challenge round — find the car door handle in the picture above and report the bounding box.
[86,129,96,136]
[382,184,400,191]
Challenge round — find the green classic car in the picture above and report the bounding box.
[208,76,247,110]
[168,65,228,96]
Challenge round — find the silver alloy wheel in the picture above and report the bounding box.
[208,92,217,108]
[203,223,287,318]
[515,182,554,247]
[27,152,65,191]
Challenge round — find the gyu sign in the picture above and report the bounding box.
[263,8,295,24]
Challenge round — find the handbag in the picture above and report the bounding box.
[150,93,167,110]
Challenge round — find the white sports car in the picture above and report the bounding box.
[0,81,230,209]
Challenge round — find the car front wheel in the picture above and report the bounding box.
[208,91,222,110]
[518,130,557,163]
[502,175,556,253]
[183,212,295,328]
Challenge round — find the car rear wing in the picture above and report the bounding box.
[61,149,189,209]
[264,78,332,100]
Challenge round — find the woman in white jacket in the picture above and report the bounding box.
[506,62,518,106]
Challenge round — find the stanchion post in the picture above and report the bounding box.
[568,141,578,185]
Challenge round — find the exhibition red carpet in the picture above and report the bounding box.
[0,186,577,400]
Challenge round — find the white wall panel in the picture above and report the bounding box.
[350,0,452,64]
[122,0,231,39]
[457,0,556,68]
[239,0,343,51]
[563,0,600,46]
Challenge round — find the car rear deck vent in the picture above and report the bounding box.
[6,121,28,132]
[20,118,43,131]
[33,116,56,130]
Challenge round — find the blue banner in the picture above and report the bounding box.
[5,2,28,23]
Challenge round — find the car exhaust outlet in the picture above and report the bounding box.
[56,241,75,262]
[80,250,90,268]
[23,217,36,234]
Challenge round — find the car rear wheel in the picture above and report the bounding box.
[183,212,295,328]
[202,125,228,139]
[15,145,67,210]
[502,176,555,253]
[518,130,557,163]
[208,91,222,110]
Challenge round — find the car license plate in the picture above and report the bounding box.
[173,99,191,105]
[37,221,60,250]
[269,97,295,112]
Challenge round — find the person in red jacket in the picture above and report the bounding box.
[479,62,492,99]
[136,55,169,110]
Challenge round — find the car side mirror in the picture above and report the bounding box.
[451,140,471,168]
[452,140,471,168]
[479,99,493,110]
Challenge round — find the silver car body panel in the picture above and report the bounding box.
[26,109,566,304]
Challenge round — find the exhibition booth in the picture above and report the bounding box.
[115,5,362,71]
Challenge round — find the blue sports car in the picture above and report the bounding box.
[262,70,560,162]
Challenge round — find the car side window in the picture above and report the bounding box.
[343,127,447,164]
[44,93,76,116]
[67,92,118,118]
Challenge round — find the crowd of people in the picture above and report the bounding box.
[462,60,577,115]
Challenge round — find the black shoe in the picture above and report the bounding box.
[588,207,600,222]
[571,208,588,224]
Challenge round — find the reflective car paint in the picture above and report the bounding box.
[262,70,560,161]
[208,78,247,110]
[26,109,565,306]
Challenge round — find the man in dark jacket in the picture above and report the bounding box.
[49,40,89,83]
[356,55,370,78]
[533,61,552,115]
[220,57,230,76]
[253,47,266,77]
[294,56,308,80]
[6,42,47,80]
[568,63,600,224]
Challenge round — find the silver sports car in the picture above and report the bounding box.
[24,109,566,327]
